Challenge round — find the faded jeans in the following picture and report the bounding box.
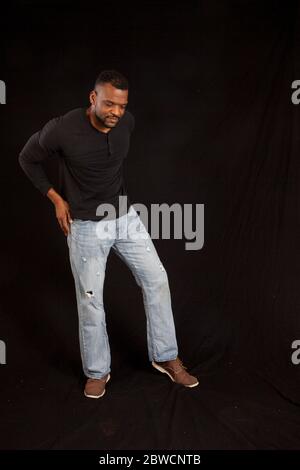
[67,205,179,379]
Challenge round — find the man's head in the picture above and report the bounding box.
[89,70,129,129]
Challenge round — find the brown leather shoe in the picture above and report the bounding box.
[151,357,199,387]
[84,373,111,399]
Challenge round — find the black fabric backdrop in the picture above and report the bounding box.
[0,0,300,450]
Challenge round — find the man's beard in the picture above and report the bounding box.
[95,111,117,128]
[94,111,109,128]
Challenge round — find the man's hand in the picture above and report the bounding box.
[55,199,73,235]
[47,187,73,235]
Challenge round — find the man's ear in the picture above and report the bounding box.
[89,90,97,106]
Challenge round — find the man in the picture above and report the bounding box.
[19,69,199,398]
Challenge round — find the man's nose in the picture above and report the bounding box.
[112,106,123,118]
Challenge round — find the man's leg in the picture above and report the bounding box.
[112,206,179,362]
[67,219,114,380]
[112,206,199,388]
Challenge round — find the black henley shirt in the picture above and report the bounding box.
[19,107,135,220]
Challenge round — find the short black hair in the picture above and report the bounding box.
[94,69,129,90]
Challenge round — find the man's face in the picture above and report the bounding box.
[90,83,128,129]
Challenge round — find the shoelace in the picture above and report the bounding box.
[177,358,187,370]
[167,358,188,374]
[87,377,107,383]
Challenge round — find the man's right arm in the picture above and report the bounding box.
[19,117,72,235]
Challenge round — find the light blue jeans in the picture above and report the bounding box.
[67,205,178,379]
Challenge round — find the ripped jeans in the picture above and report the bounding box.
[67,205,179,379]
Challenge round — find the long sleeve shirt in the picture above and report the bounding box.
[19,107,135,220]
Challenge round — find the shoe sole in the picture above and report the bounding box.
[151,361,199,388]
[84,373,111,399]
